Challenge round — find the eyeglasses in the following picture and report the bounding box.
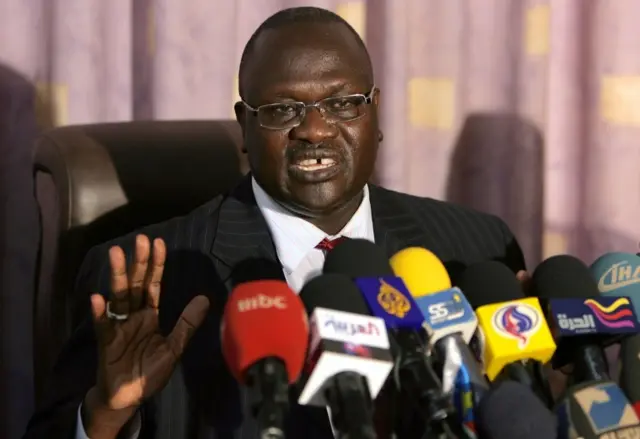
[241,86,376,130]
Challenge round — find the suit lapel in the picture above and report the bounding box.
[209,176,280,281]
[211,180,428,269]
[369,184,430,257]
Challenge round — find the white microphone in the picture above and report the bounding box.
[297,307,393,406]
[297,275,394,439]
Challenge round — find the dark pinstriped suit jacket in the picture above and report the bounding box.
[24,176,525,439]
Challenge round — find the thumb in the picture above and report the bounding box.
[166,295,210,358]
[516,270,532,294]
[90,294,107,323]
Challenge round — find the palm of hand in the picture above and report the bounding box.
[91,235,209,411]
[98,310,181,410]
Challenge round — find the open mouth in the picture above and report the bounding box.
[292,157,338,172]
[288,150,343,182]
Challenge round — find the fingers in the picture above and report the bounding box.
[129,235,151,311]
[109,246,131,316]
[90,294,107,323]
[516,270,532,294]
[109,235,166,316]
[90,294,114,344]
[144,238,166,310]
[166,295,210,358]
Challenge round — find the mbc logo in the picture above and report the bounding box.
[237,294,287,312]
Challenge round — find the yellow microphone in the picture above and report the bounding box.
[459,261,556,382]
[390,247,452,297]
[390,247,479,346]
[390,247,488,436]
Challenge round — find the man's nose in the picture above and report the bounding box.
[290,107,338,143]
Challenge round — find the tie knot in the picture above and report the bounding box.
[316,236,347,253]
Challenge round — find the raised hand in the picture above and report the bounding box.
[83,235,209,435]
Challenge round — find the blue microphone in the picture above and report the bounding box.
[411,287,489,438]
[590,252,640,416]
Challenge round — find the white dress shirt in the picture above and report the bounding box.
[75,178,375,438]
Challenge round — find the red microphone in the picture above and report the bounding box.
[634,402,640,418]
[221,280,309,438]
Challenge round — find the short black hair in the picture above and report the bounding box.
[238,6,372,99]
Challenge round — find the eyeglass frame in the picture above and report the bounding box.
[240,86,377,130]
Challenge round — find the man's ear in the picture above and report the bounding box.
[373,88,380,108]
[234,101,246,126]
[234,102,248,153]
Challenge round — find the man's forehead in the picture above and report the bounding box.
[252,23,365,63]
[244,24,370,94]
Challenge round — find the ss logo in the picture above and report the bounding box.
[428,303,449,319]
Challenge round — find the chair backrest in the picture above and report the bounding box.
[33,120,245,402]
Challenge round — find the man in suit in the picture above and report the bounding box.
[24,6,527,439]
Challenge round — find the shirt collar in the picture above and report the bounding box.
[251,176,374,274]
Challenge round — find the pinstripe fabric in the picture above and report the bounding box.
[23,175,525,439]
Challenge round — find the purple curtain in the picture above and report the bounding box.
[2,0,639,437]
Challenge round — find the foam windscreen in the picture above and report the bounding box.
[299,273,371,316]
[476,381,556,439]
[531,255,600,299]
[390,247,452,296]
[323,238,394,277]
[457,261,524,308]
[221,280,309,384]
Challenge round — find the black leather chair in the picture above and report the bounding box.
[32,120,245,403]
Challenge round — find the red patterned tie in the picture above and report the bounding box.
[315,236,348,253]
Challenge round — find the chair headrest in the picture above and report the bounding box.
[34,120,246,232]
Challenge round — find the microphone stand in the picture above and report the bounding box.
[324,372,376,439]
[246,357,290,439]
[572,345,610,383]
[394,330,464,439]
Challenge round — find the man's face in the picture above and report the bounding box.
[235,23,379,218]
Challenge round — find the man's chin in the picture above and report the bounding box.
[282,182,362,218]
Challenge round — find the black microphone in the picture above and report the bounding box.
[529,255,617,383]
[323,239,460,439]
[476,381,557,439]
[621,335,640,417]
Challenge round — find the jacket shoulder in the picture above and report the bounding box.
[373,185,509,230]
[75,195,226,295]
[371,185,525,273]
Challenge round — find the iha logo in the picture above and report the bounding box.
[597,261,640,292]
[492,303,541,348]
[584,298,636,329]
[236,294,287,312]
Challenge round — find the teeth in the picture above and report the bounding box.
[294,157,337,171]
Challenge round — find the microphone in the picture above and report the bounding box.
[475,381,557,439]
[589,253,640,409]
[324,239,460,438]
[221,280,309,439]
[390,247,489,436]
[530,255,639,383]
[556,380,640,439]
[389,246,452,295]
[297,273,394,439]
[459,262,556,396]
